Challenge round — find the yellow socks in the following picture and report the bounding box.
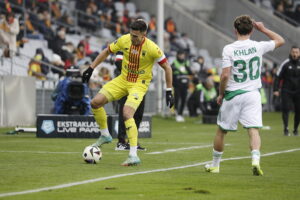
[124,118,138,147]
[92,107,109,136]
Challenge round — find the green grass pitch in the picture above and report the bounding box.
[0,112,299,200]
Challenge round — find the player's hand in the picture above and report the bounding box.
[253,21,266,32]
[273,91,280,97]
[166,90,174,108]
[217,95,224,105]
[82,67,94,83]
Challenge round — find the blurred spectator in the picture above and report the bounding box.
[99,67,112,83]
[88,0,99,15]
[51,1,62,20]
[41,10,52,29]
[49,28,66,55]
[163,32,171,53]
[114,17,123,37]
[261,62,273,87]
[191,56,209,82]
[197,78,218,116]
[59,12,77,34]
[28,54,45,80]
[35,48,50,76]
[294,5,300,23]
[187,77,201,117]
[273,46,300,136]
[149,15,156,32]
[16,16,28,50]
[169,35,181,53]
[23,12,44,39]
[251,0,299,26]
[36,0,49,11]
[177,33,195,56]
[274,1,287,18]
[0,12,19,57]
[172,50,192,122]
[165,17,177,36]
[79,35,98,60]
[122,9,130,25]
[75,42,86,61]
[79,35,93,56]
[61,42,76,70]
[51,54,65,78]
[78,7,98,32]
[147,15,157,40]
[261,62,273,111]
[187,77,218,117]
[90,66,112,89]
[76,0,88,11]
[36,10,54,41]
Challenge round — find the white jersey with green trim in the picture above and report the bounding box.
[222,39,275,91]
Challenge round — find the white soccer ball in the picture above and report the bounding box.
[82,146,102,164]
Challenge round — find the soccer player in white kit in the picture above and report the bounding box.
[204,15,285,175]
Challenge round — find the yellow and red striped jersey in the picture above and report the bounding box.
[108,34,167,83]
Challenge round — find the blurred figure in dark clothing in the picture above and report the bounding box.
[35,48,50,76]
[273,46,300,136]
[172,50,192,122]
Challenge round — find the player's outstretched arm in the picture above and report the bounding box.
[160,61,174,108]
[159,61,173,89]
[82,48,110,83]
[90,48,110,69]
[253,21,285,49]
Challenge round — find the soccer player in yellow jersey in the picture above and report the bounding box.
[82,19,174,166]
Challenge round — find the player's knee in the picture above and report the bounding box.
[123,107,134,121]
[91,94,108,109]
[91,99,104,109]
[123,111,131,121]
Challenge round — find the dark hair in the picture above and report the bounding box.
[130,19,148,32]
[5,12,14,20]
[291,45,300,50]
[234,15,253,35]
[77,43,84,48]
[35,48,45,57]
[177,49,185,55]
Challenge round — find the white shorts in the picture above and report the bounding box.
[217,90,262,131]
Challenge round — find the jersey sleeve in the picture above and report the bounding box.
[108,36,124,53]
[153,45,167,65]
[258,40,275,55]
[222,46,232,68]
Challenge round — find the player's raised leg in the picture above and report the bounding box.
[91,93,112,147]
[248,128,263,176]
[205,127,226,173]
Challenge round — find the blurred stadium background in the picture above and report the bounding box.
[0,0,299,127]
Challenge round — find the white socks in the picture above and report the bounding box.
[100,128,110,137]
[129,146,137,157]
[251,150,261,166]
[212,149,223,167]
[211,149,260,167]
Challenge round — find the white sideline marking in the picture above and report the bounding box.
[146,144,231,155]
[142,142,207,145]
[0,148,299,198]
